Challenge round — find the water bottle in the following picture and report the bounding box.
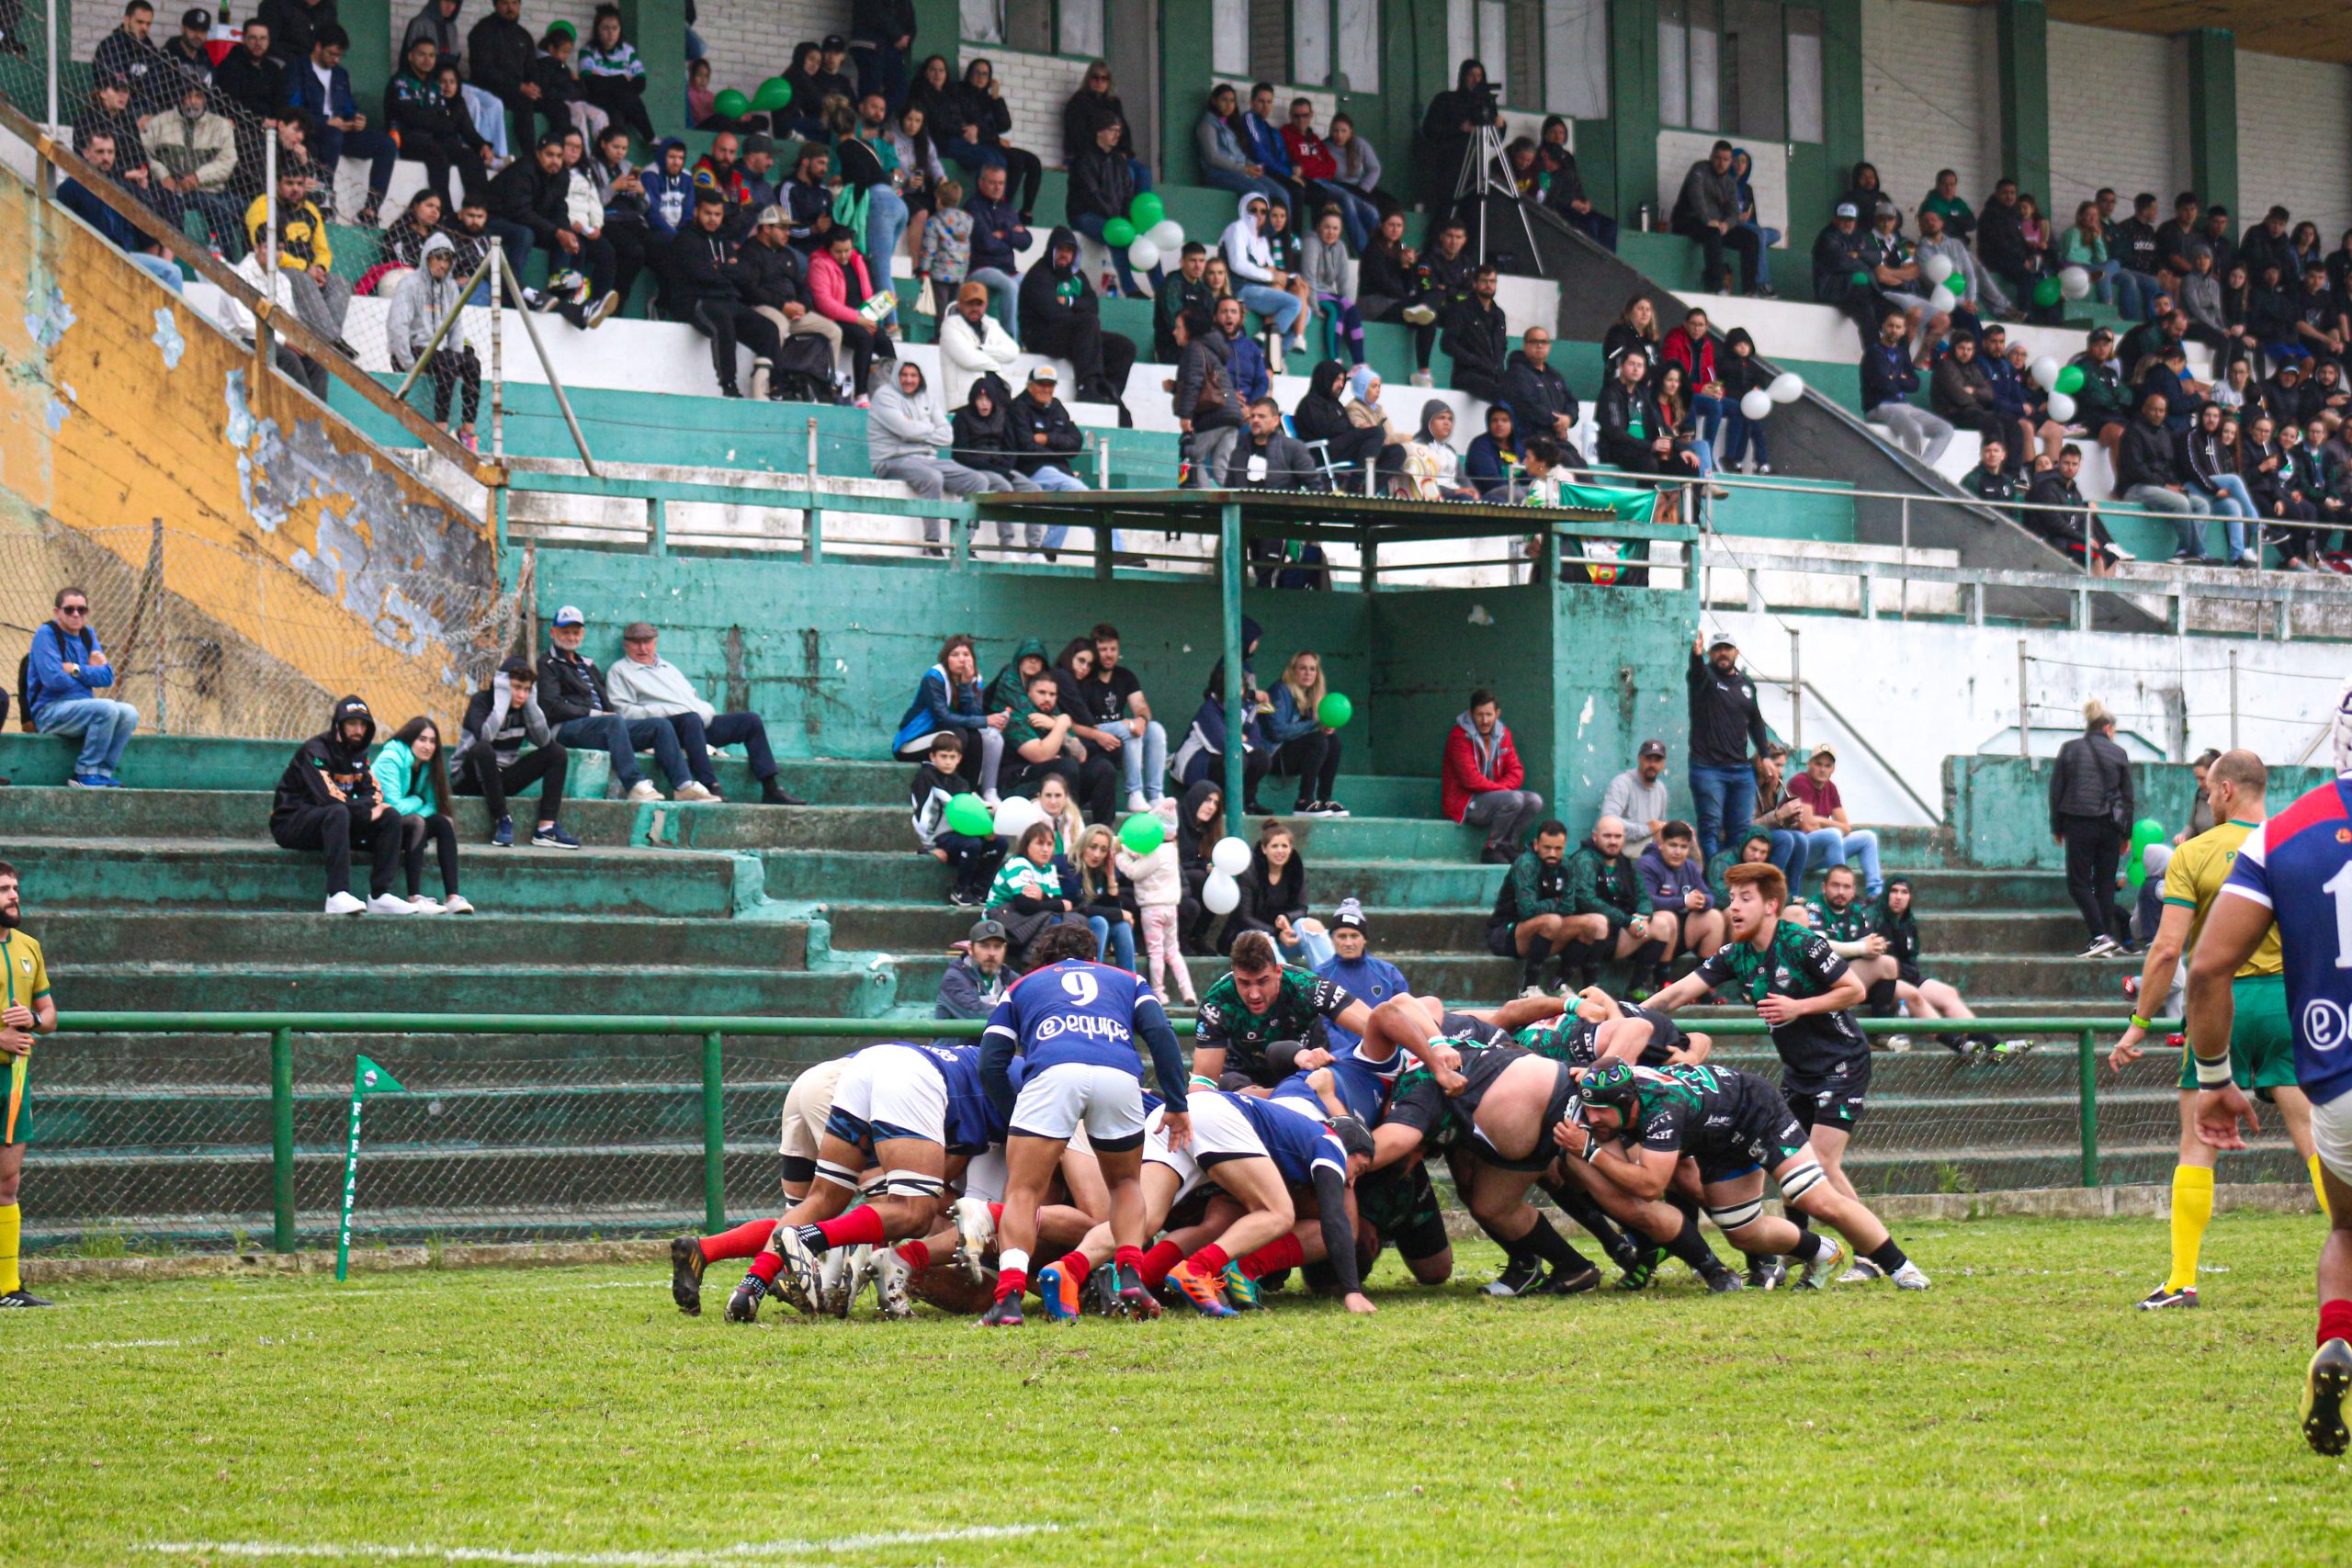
[1635,202,1653,232]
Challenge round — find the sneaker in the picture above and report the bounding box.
[1940,1034,1975,1056]
[530,822,582,850]
[1614,1245,1670,1292]
[670,1235,707,1315]
[1166,1259,1238,1317]
[980,791,1003,808]
[1401,302,1438,326]
[1745,1257,1787,1291]
[1295,800,1328,817]
[1114,1263,1163,1320]
[769,1227,821,1315]
[674,782,718,803]
[2302,1337,2352,1455]
[491,816,514,848]
[2077,935,2121,958]
[441,894,476,915]
[1219,1261,1261,1310]
[1318,797,1350,818]
[978,1292,1024,1327]
[1536,1260,1602,1294]
[1990,1038,2037,1057]
[1480,1255,1546,1297]
[723,1272,767,1323]
[407,896,447,916]
[626,779,662,803]
[1881,1033,1912,1052]
[1890,1260,1931,1290]
[366,893,419,916]
[872,1246,914,1320]
[587,289,620,328]
[949,888,981,908]
[832,1245,873,1319]
[66,774,103,788]
[1838,1258,1885,1284]
[1795,1235,1848,1290]
[1704,1268,1746,1292]
[1126,791,1151,815]
[322,891,368,916]
[1036,1259,1085,1323]
[950,1196,995,1282]
[0,1289,54,1307]
[2136,1284,2199,1310]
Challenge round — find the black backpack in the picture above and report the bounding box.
[17,624,94,732]
[765,331,842,405]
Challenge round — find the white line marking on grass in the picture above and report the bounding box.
[1,1337,189,1351]
[147,1524,1057,1565]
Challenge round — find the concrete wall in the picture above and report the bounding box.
[1946,754,2335,871]
[2045,20,2178,219]
[1657,127,1787,243]
[2235,51,2352,241]
[1860,0,1994,224]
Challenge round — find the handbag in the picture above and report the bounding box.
[912,276,938,317]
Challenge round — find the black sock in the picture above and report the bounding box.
[1519,1214,1594,1276]
[1664,1192,1725,1277]
[1634,938,1667,972]
[1866,1237,1909,1272]
[1788,1230,1829,1263]
[1522,959,1544,991]
[794,1223,831,1255]
[1542,1177,1634,1266]
[1475,1213,1530,1265]
[1865,976,1900,1016]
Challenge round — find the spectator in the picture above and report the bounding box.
[1015,228,1132,412]
[1170,304,1245,485]
[1081,623,1168,813]
[369,714,471,914]
[937,278,1020,411]
[1051,638,1130,784]
[1658,307,1725,446]
[949,374,1044,538]
[537,605,697,802]
[1600,738,1671,857]
[946,162,1025,341]
[985,637,1049,722]
[220,244,325,393]
[1344,368,1413,491]
[383,233,482,445]
[1812,201,1883,348]
[270,694,419,916]
[403,0,508,156]
[1637,819,1725,967]
[1464,402,1522,501]
[639,136,695,244]
[212,19,287,183]
[2048,700,2132,956]
[1292,359,1386,487]
[1000,667,1101,816]
[1173,617,1272,810]
[55,134,184,294]
[1686,627,1769,862]
[1194,82,1281,207]
[1073,825,1139,971]
[283,24,394,224]
[1727,147,1780,298]
[1442,688,1544,864]
[941,56,1041,218]
[1440,265,1510,402]
[1419,58,1494,197]
[161,5,214,82]
[1313,899,1405,1047]
[1326,111,1390,220]
[1222,396,1323,490]
[1351,209,1417,343]
[1220,818,1325,964]
[1862,310,1951,468]
[26,587,140,787]
[2185,400,2261,565]
[1298,209,1364,367]
[1402,401,1477,501]
[1748,743,1819,886]
[1930,331,2004,449]
[986,822,1083,969]
[1705,823,1776,909]
[2026,443,2125,574]
[892,632,999,787]
[1979,324,2060,470]
[1211,295,1271,403]
[809,227,896,399]
[1601,292,1661,378]
[1153,242,1216,362]
[1787,747,1883,897]
[1599,347,1702,496]
[2056,197,2137,319]
[607,621,802,805]
[666,193,775,399]
[1717,326,1772,475]
[772,139,829,250]
[771,39,838,141]
[388,41,492,210]
[1536,117,1613,249]
[575,5,652,142]
[487,133,616,327]
[833,93,910,276]
[1224,81,1301,212]
[1915,168,1972,240]
[1220,192,1306,370]
[1488,818,1580,992]
[95,1,175,115]
[1061,58,1139,179]
[2240,412,2296,565]
[1670,140,1759,297]
[1402,219,1470,387]
[934,918,1011,1019]
[2117,389,2218,562]
[452,657,577,847]
[78,73,158,202]
[2199,202,2240,279]
[910,732,1000,906]
[1498,325,1577,449]
[737,206,841,397]
[913,174,974,338]
[889,102,945,266]
[1173,781,1226,954]
[1962,437,2018,513]
[144,79,244,253]
[1871,878,2013,1053]
[1978,178,2057,323]
[1564,816,1670,992]
[1067,116,1159,298]
[1263,649,1345,817]
[1279,98,1371,249]
[1000,364,1102,525]
[1862,200,1931,340]
[1913,205,2007,320]
[527,24,595,144]
[465,0,540,141]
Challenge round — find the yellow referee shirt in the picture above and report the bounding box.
[2162,819,2282,977]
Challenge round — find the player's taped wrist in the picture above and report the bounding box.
[2192,1052,2233,1089]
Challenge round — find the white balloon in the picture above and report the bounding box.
[2031,355,2061,390]
[1768,371,1805,404]
[991,795,1040,838]
[1926,284,1958,316]
[1739,389,1773,421]
[1127,236,1162,272]
[2045,390,2076,423]
[1203,870,1241,915]
[2058,265,2092,300]
[1210,835,1253,878]
[1147,219,1184,253]
[1921,253,1955,285]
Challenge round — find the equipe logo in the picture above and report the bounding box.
[2304,998,2349,1055]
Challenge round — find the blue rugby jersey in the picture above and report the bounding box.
[2219,774,2352,1107]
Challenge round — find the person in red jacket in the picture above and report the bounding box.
[1442,688,1545,864]
[1658,305,1727,450]
[1278,96,1373,252]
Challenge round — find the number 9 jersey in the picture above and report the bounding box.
[2219,777,2352,1113]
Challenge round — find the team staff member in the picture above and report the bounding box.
[1686,627,1771,863]
[2110,750,2324,1311]
[0,862,56,1308]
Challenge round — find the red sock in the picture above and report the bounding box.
[815,1207,887,1250]
[1114,1245,1145,1274]
[895,1239,933,1271]
[1058,1251,1091,1285]
[699,1217,776,1263]
[1137,1239,1183,1288]
[1186,1243,1230,1276]
[2321,1298,2352,1348]
[995,1268,1028,1303]
[1239,1234,1305,1280]
[988,1202,1004,1225]
[747,1251,782,1284]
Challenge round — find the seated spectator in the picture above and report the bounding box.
[1537,117,1615,249]
[530,25,597,145]
[1005,367,1092,500]
[1657,309,1724,446]
[774,140,831,250]
[770,40,833,141]
[892,632,1000,786]
[1234,81,1309,218]
[1315,900,1406,1047]
[1961,437,2019,513]
[985,637,1048,722]
[384,235,483,446]
[1811,863,1902,1014]
[1401,219,1470,386]
[1017,227,1134,412]
[986,822,1086,970]
[1918,168,1973,240]
[1788,747,1882,897]
[1913,205,2007,319]
[537,605,696,802]
[284,24,395,225]
[1079,623,1168,813]
[2184,401,2260,565]
[1439,265,1510,403]
[26,588,139,787]
[1603,294,1663,379]
[1220,818,1327,964]
[370,715,472,914]
[639,137,696,248]
[1705,823,1777,910]
[870,356,1010,553]
[1930,332,2004,448]
[1052,637,1128,784]
[398,50,497,213]
[934,918,1011,1019]
[1443,688,1544,863]
[1298,209,1364,366]
[2240,412,2302,565]
[1600,738,1671,857]
[1465,402,1522,501]
[1173,781,1227,954]
[1811,202,1882,348]
[1072,825,1139,971]
[1153,242,1216,362]
[809,227,897,398]
[930,280,1016,412]
[910,733,1001,907]
[607,622,803,804]
[1503,326,1580,449]
[1487,818,1579,993]
[940,55,1042,216]
[1293,360,1391,489]
[1728,148,1781,298]
[1670,140,1760,297]
[1747,743,1815,886]
[1279,99,1371,250]
[735,207,842,397]
[1264,649,1346,818]
[1066,115,1161,298]
[1171,619,1272,812]
[668,194,779,400]
[1861,310,1951,468]
[403,0,510,157]
[1222,397,1324,490]
[582,124,651,306]
[1344,368,1414,491]
[950,374,1045,540]
[1637,819,1724,968]
[1863,200,1933,340]
[1327,111,1391,220]
[576,5,653,143]
[1002,668,1110,820]
[1170,304,1246,485]
[221,245,328,395]
[58,132,184,294]
[1978,324,2060,470]
[1871,877,2014,1053]
[1979,179,2052,322]
[1212,296,1271,404]
[271,695,417,916]
[451,657,577,847]
[1062,59,1143,186]
[1599,346,1704,492]
[487,133,616,328]
[74,73,155,204]
[1194,82,1282,208]
[2026,444,2126,575]
[1405,401,1477,501]
[2117,389,2217,562]
[1566,816,1671,995]
[144,79,246,255]
[1351,209,1418,345]
[2056,197,2135,318]
[1221,192,1311,365]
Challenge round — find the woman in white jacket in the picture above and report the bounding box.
[865,359,1013,550]
[1218,191,1305,363]
[1115,802,1195,1004]
[936,280,1021,411]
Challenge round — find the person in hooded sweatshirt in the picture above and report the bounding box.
[1017,225,1134,413]
[868,357,1012,551]
[1312,899,1407,1052]
[1171,615,1272,811]
[1292,358,1394,486]
[384,232,481,446]
[452,657,579,849]
[270,695,414,916]
[1218,191,1306,369]
[403,0,510,156]
[1172,779,1226,955]
[950,372,1048,550]
[910,731,1001,905]
[1169,304,1245,486]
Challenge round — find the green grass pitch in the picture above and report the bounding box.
[6,1213,2349,1566]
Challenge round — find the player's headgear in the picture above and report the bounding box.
[1579,1059,1641,1121]
[1330,1116,1374,1160]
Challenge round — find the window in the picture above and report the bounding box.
[1249,0,1285,83]
[1444,0,1599,116]
[1334,0,1378,93]
[1214,0,1248,76]
[1664,0,1810,139]
[961,0,1001,45]
[1295,0,1329,87]
[964,0,1102,56]
[1503,0,1544,101]
[1785,9,1823,143]
[1545,0,1609,119]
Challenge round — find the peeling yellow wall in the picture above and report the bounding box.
[0,166,497,732]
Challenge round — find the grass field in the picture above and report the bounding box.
[6,1212,2349,1567]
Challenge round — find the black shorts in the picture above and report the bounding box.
[1487,920,1519,958]
[1896,961,1923,988]
[1456,1048,1573,1173]
[1383,1073,1453,1148]
[1355,1159,1448,1262]
[1784,1055,1871,1135]
[1693,1079,1815,1184]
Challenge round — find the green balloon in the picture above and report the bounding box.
[2054,365,2086,396]
[714,88,752,120]
[2124,816,2167,887]
[1118,812,1166,855]
[2033,276,2062,307]
[944,793,993,838]
[1102,217,1136,248]
[1317,692,1353,728]
[1850,269,1870,288]
[1129,192,1165,230]
[752,76,795,112]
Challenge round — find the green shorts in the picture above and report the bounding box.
[2177,974,2297,1093]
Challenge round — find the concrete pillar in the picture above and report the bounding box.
[338,0,390,117]
[1995,0,2050,198]
[1159,0,1214,182]
[1580,0,1658,221]
[617,0,685,149]
[2183,28,2236,217]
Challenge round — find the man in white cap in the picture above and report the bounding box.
[537,606,704,801]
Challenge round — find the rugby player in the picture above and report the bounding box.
[1193,931,1374,1089]
[0,862,55,1308]
[2174,716,2352,1454]
[2109,751,2326,1310]
[977,923,1191,1325]
[1568,1059,1928,1289]
[1257,1040,1454,1287]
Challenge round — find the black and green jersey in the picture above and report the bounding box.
[1519,1000,1682,1069]
[1815,899,1873,946]
[1193,966,1359,1084]
[1691,919,1868,1078]
[1623,1063,1809,1177]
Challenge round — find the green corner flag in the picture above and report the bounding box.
[335,1055,408,1281]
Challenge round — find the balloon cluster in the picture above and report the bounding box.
[2030,356,2086,423]
[1203,835,1252,915]
[1104,191,1184,273]
[1737,372,1806,423]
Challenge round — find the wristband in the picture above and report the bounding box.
[2192,1054,2233,1089]
[1189,1075,1217,1090]
[2128,1014,2152,1032]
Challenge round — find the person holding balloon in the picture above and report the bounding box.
[1265,652,1350,819]
[1116,806,1195,1005]
[1066,118,1166,299]
[910,732,1003,907]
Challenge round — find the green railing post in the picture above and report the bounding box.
[702,1030,725,1232]
[270,1026,296,1252]
[2076,1028,2099,1188]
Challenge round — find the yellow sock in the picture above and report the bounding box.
[0,1203,18,1296]
[2166,1165,2215,1294]
[2313,1156,2335,1220]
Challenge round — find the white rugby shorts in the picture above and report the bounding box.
[1010,1061,1147,1145]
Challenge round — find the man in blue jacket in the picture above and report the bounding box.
[1314,900,1408,1055]
[25,587,140,787]
[1860,308,1951,468]
[284,24,397,223]
[963,163,1030,338]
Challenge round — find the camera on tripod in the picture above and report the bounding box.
[1467,80,1502,125]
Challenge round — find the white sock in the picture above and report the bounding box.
[999,1249,1030,1278]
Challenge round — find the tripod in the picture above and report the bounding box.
[1451,117,1543,276]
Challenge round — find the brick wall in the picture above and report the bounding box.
[2046,21,2178,219]
[2237,51,2352,241]
[1861,0,1996,224]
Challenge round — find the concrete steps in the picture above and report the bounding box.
[30,909,814,970]
[57,962,894,1017]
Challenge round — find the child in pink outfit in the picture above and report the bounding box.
[1116,806,1195,1004]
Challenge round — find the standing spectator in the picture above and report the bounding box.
[1862,310,1951,468]
[1264,650,1345,818]
[1018,228,1134,411]
[1670,141,1759,297]
[938,278,1020,410]
[1066,117,1159,298]
[1298,210,1363,367]
[141,80,244,254]
[576,5,653,143]
[1787,747,1883,897]
[910,733,1000,906]
[892,632,998,787]
[869,358,1007,548]
[2048,700,2132,957]
[1443,689,1544,864]
[2117,390,2217,562]
[1220,192,1306,370]
[286,24,394,224]
[383,233,482,446]
[1084,624,1167,813]
[1419,59,1492,194]
[1440,265,1510,402]
[889,102,945,267]
[1170,304,1245,484]
[942,57,1041,219]
[371,716,472,914]
[1488,818,1580,993]
[834,94,911,274]
[960,164,1026,338]
[935,919,1011,1018]
[538,604,697,802]
[1637,820,1725,966]
[1686,627,1769,863]
[26,588,139,787]
[913,173,974,339]
[1280,98,1371,249]
[451,658,577,848]
[808,227,895,399]
[606,622,803,805]
[271,694,416,915]
[667,193,775,400]
[1600,739,1672,858]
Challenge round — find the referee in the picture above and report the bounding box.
[0,860,56,1307]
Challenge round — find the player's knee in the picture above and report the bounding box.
[1409,1247,1453,1284]
[876,1168,946,1201]
[1778,1158,1828,1205]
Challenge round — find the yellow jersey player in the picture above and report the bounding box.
[0,860,57,1308]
